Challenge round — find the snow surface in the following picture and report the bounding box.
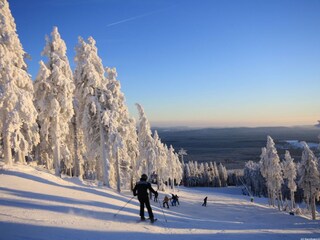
[0,163,319,240]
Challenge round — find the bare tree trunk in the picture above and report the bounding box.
[130,158,136,191]
[156,174,160,190]
[99,125,109,187]
[17,150,24,164]
[271,192,275,207]
[267,190,271,206]
[95,89,111,187]
[290,190,295,210]
[72,115,81,177]
[3,121,12,165]
[116,150,121,193]
[311,194,316,220]
[277,191,281,211]
[35,140,41,165]
[310,183,316,220]
[53,115,61,176]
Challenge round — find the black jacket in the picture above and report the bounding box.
[133,179,157,198]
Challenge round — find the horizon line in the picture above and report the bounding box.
[150,124,318,129]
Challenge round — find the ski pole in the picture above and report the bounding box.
[239,177,254,202]
[158,199,168,223]
[114,196,135,218]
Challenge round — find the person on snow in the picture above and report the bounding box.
[171,194,177,206]
[163,195,170,208]
[175,194,180,205]
[133,174,158,222]
[202,196,208,206]
[153,192,158,202]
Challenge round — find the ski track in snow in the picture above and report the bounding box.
[0,163,319,240]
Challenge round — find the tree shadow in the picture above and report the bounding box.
[0,221,319,240]
[1,170,131,202]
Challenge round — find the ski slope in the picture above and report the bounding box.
[0,163,319,240]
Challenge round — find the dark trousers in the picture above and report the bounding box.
[138,196,154,219]
[163,201,169,208]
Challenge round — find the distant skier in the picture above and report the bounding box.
[175,194,180,205]
[163,195,170,208]
[153,192,158,202]
[133,174,158,222]
[171,194,177,206]
[202,196,208,207]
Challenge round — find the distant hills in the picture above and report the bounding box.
[154,126,320,169]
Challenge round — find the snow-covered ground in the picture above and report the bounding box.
[0,163,319,240]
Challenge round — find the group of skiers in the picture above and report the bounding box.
[162,194,179,208]
[133,174,207,222]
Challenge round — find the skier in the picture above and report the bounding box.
[153,192,158,202]
[163,195,170,208]
[202,196,208,206]
[175,194,180,205]
[133,174,158,223]
[171,194,177,206]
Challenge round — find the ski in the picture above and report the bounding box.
[137,218,158,223]
[150,218,157,224]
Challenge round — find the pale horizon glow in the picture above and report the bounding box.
[10,0,320,128]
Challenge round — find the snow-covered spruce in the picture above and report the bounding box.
[260,136,283,210]
[298,142,320,220]
[0,0,39,165]
[135,103,183,190]
[74,37,139,191]
[282,150,297,210]
[135,103,156,179]
[74,36,111,186]
[243,160,266,197]
[104,67,139,191]
[34,27,75,176]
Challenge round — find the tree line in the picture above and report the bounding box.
[243,136,320,220]
[183,160,228,187]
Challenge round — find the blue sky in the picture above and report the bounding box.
[10,0,320,127]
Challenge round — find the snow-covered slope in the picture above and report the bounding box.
[0,163,319,240]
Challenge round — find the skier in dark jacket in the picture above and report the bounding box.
[202,196,208,206]
[171,194,177,206]
[133,174,158,222]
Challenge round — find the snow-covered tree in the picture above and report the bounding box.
[260,136,283,209]
[185,163,192,186]
[183,160,228,188]
[74,36,111,186]
[70,103,84,178]
[282,150,297,210]
[153,130,167,190]
[208,161,215,186]
[136,103,156,178]
[243,160,266,197]
[0,0,39,165]
[161,144,182,189]
[163,144,172,186]
[298,142,320,220]
[218,162,228,187]
[203,162,210,186]
[173,152,183,187]
[213,161,221,187]
[166,145,179,190]
[104,67,139,191]
[34,27,75,176]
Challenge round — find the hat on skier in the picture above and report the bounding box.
[141,174,148,180]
